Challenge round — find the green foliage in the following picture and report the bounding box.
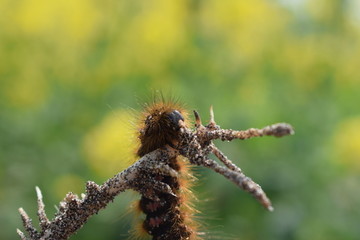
[1,0,359,239]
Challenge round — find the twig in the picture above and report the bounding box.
[36,186,50,231]
[203,123,294,141]
[178,108,294,211]
[16,229,27,240]
[211,144,243,173]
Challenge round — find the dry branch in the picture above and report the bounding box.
[18,149,178,240]
[17,108,294,240]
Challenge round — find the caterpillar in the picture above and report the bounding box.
[133,100,199,240]
[129,99,294,240]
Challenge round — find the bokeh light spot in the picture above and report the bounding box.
[82,110,137,178]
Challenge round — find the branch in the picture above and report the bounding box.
[18,148,177,240]
[178,108,294,211]
[17,107,294,239]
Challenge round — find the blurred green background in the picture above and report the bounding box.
[1,0,360,239]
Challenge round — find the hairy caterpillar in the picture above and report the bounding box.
[130,99,294,240]
[133,101,199,239]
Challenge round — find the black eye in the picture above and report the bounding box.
[167,110,184,129]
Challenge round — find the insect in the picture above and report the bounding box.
[133,101,198,239]
[129,99,294,239]
[17,99,294,240]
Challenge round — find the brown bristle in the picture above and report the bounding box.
[130,200,143,216]
[129,220,149,240]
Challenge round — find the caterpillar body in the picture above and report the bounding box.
[134,101,199,240]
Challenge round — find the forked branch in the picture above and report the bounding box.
[17,107,294,239]
[178,108,294,211]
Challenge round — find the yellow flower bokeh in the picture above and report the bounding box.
[13,0,100,42]
[82,110,137,178]
[200,0,288,62]
[332,117,360,171]
[120,0,187,75]
[53,174,85,200]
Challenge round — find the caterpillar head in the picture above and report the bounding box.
[137,103,187,157]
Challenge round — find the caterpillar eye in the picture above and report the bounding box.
[168,110,184,130]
